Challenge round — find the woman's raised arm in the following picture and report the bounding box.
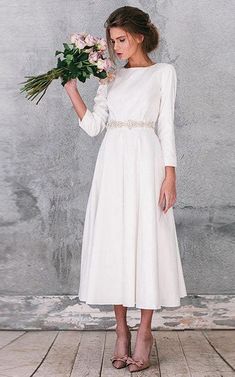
[64,79,109,137]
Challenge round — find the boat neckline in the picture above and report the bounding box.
[121,62,159,70]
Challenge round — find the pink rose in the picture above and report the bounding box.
[89,51,99,63]
[96,38,107,51]
[84,34,97,47]
[70,33,87,49]
[103,58,113,70]
[96,58,106,70]
[79,31,88,38]
[70,33,80,43]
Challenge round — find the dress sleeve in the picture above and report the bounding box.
[156,64,177,167]
[78,82,109,137]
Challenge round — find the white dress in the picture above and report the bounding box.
[77,62,187,310]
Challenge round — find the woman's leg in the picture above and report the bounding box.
[138,308,154,335]
[112,304,131,367]
[128,309,154,371]
[114,304,129,330]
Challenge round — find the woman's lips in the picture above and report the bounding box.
[117,53,122,56]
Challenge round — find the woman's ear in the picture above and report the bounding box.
[133,33,144,44]
[138,34,144,43]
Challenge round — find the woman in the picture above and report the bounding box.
[64,5,187,373]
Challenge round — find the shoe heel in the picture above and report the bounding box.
[128,337,131,356]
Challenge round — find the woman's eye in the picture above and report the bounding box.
[111,39,125,43]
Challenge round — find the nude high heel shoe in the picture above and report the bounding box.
[110,331,132,369]
[126,334,154,372]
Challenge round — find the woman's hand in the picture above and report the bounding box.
[64,78,78,94]
[63,78,87,122]
[158,168,177,213]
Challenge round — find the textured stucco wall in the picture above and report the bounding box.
[0,1,234,298]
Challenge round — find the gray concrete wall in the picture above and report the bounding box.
[0,0,234,299]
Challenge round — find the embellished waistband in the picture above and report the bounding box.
[106,119,155,129]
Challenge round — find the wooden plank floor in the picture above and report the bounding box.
[0,330,234,376]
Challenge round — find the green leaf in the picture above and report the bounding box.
[57,57,68,69]
[74,61,83,68]
[66,54,73,62]
[79,52,89,61]
[79,76,86,83]
[69,64,77,75]
[55,50,63,56]
[57,57,62,67]
[86,66,93,73]
[63,42,70,50]
[99,71,107,79]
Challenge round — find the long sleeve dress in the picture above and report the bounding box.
[77,62,187,310]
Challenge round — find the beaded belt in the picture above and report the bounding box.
[106,119,155,129]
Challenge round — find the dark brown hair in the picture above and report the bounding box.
[104,6,160,66]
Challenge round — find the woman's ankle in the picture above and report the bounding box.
[115,324,130,335]
[137,326,153,338]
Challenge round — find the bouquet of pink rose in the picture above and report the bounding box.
[19,32,114,105]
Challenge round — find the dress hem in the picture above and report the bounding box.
[78,294,188,310]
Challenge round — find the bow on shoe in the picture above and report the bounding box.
[110,354,129,362]
[126,356,144,367]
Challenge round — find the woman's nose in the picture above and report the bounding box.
[113,42,120,50]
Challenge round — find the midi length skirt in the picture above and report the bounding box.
[78,127,187,309]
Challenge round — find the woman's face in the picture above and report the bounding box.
[109,27,143,61]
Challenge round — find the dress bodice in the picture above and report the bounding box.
[78,62,178,167]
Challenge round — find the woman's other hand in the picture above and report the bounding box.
[158,167,176,213]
